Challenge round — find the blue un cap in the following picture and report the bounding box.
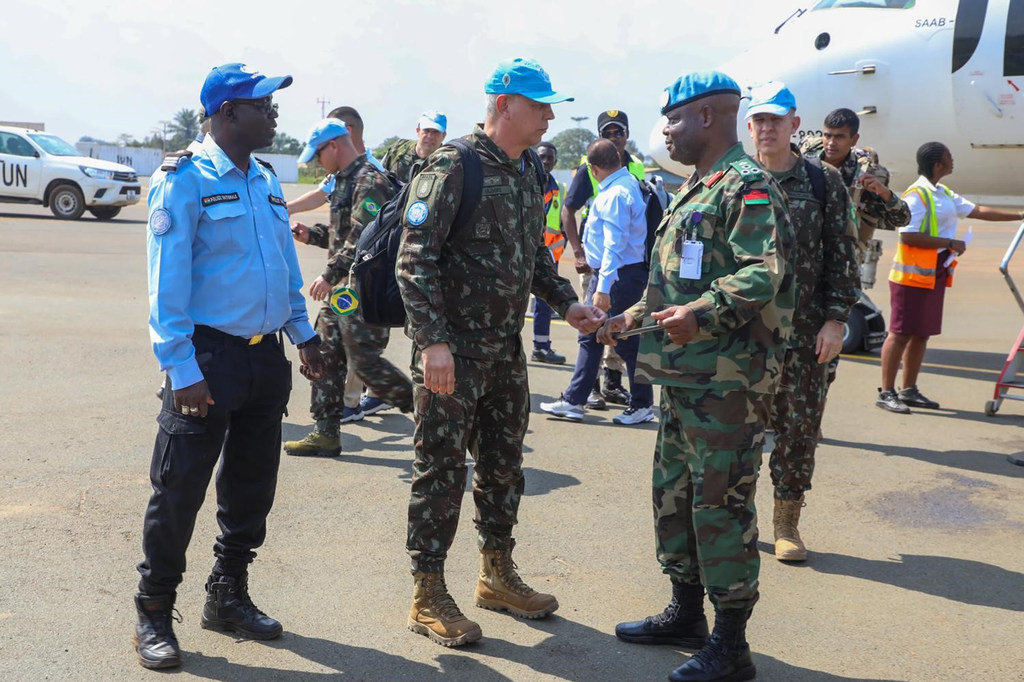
[418,110,447,133]
[745,81,797,118]
[297,118,349,164]
[200,63,293,118]
[660,71,741,115]
[485,58,574,104]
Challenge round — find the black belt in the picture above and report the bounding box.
[193,325,277,347]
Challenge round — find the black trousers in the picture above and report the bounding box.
[137,326,291,596]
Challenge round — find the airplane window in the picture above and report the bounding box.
[952,0,988,73]
[815,32,831,49]
[812,0,916,9]
[1007,0,1024,76]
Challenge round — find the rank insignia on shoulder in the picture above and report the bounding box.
[742,189,770,205]
[160,151,193,172]
[256,157,277,176]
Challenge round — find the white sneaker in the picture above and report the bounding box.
[540,398,585,421]
[613,406,655,425]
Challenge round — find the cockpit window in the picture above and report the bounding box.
[812,0,916,9]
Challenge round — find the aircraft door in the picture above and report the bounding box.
[0,132,43,198]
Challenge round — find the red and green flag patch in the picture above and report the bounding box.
[742,189,770,205]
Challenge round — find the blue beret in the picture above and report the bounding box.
[660,71,741,115]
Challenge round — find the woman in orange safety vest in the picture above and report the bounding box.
[877,142,1024,414]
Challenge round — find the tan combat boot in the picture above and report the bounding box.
[475,546,559,619]
[773,496,808,562]
[408,571,482,647]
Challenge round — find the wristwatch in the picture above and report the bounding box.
[296,334,322,349]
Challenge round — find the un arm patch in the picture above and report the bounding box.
[406,200,429,226]
[149,208,172,235]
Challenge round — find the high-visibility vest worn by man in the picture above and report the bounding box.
[889,183,956,289]
[543,177,565,262]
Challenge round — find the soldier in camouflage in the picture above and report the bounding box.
[800,108,911,289]
[397,58,605,648]
[746,83,859,564]
[284,119,413,457]
[600,72,794,682]
[382,110,448,183]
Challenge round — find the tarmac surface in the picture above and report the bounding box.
[2,185,1023,682]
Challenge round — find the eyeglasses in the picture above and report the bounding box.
[314,142,331,162]
[601,128,625,139]
[233,97,279,115]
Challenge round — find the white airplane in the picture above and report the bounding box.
[649,0,1024,204]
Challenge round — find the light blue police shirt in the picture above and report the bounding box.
[147,135,315,390]
[584,166,647,294]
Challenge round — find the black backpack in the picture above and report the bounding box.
[352,139,545,327]
[637,177,667,269]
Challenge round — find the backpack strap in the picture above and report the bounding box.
[802,154,827,208]
[445,138,484,233]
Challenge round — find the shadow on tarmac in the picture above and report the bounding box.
[0,211,147,225]
[821,437,1024,478]
[758,542,1024,612]
[841,347,1007,384]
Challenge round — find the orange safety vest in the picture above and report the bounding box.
[543,181,565,262]
[889,184,956,290]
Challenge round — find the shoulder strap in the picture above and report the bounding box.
[445,138,484,233]
[802,154,827,208]
[255,157,276,176]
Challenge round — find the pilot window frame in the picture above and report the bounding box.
[812,0,916,10]
[1007,0,1024,76]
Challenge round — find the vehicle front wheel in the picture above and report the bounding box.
[88,206,121,220]
[50,184,86,220]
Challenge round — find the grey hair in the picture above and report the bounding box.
[485,94,500,116]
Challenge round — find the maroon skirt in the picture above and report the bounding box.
[889,250,950,337]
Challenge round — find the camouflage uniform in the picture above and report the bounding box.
[382,138,427,184]
[625,142,795,611]
[800,136,911,282]
[306,156,413,425]
[765,149,858,501]
[397,126,579,573]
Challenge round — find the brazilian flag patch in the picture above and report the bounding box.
[362,198,380,216]
[742,189,770,205]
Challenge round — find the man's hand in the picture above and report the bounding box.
[592,292,611,312]
[173,380,215,418]
[291,222,311,244]
[299,346,325,381]
[422,342,455,395]
[949,239,967,255]
[574,251,592,274]
[596,313,635,347]
[564,302,606,335]
[651,306,698,346]
[859,174,892,202]
[309,276,332,301]
[815,319,845,364]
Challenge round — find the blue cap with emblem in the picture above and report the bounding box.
[660,71,741,115]
[744,81,797,118]
[297,118,350,164]
[485,58,574,104]
[200,63,293,118]
[418,110,447,133]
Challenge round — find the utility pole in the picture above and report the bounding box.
[317,96,331,118]
[155,120,170,152]
[571,116,589,128]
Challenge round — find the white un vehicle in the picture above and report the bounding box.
[0,125,141,220]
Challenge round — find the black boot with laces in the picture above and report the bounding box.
[669,607,755,682]
[201,573,283,640]
[615,580,708,649]
[133,593,182,669]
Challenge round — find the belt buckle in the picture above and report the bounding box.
[248,334,264,346]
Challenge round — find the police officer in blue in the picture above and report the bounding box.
[133,63,324,670]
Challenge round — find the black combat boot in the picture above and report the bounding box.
[133,593,181,669]
[602,369,631,405]
[668,608,755,682]
[615,580,708,649]
[201,573,283,640]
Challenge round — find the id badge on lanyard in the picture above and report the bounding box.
[679,210,705,280]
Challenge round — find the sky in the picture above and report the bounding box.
[1,0,806,155]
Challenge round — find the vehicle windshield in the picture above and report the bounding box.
[813,0,915,9]
[28,133,80,156]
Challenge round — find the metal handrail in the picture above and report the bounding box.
[998,221,1024,315]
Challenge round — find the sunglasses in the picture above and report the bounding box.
[601,128,626,139]
[233,97,279,115]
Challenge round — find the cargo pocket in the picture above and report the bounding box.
[153,409,209,487]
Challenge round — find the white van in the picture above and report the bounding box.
[0,125,142,220]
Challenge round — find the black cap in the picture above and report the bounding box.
[597,110,628,132]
